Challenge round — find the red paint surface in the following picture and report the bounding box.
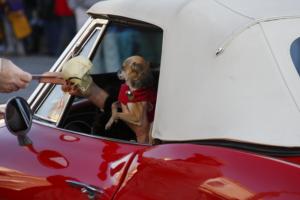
[0,122,146,199]
[114,144,300,200]
[1,123,300,199]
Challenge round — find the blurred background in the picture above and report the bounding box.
[0,0,99,103]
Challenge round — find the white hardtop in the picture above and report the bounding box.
[89,0,300,147]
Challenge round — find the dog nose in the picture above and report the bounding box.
[117,70,125,80]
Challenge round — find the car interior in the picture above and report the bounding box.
[56,20,163,142]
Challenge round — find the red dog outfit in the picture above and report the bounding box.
[118,83,156,122]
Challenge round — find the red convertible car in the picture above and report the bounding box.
[1,0,300,199]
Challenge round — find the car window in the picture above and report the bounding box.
[291,37,300,76]
[35,26,103,123]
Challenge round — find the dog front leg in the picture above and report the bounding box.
[117,102,147,126]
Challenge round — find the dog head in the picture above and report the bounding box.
[118,55,154,89]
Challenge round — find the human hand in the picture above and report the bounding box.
[61,80,94,97]
[62,80,84,96]
[0,58,32,93]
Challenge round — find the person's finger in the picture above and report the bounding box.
[20,71,32,82]
[4,84,19,93]
[61,84,67,92]
[18,80,29,89]
[61,84,71,92]
[15,77,30,89]
[12,85,19,92]
[70,86,79,95]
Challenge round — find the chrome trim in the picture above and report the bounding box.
[216,16,300,56]
[88,26,106,58]
[34,114,57,124]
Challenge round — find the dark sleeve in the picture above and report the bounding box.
[103,95,114,113]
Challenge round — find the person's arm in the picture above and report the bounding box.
[0,58,32,93]
[62,81,109,110]
[86,83,109,109]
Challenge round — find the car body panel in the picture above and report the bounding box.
[0,123,146,199]
[114,144,300,200]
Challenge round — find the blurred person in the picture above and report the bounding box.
[0,58,32,93]
[1,0,32,55]
[54,0,76,55]
[36,0,59,56]
[23,0,43,54]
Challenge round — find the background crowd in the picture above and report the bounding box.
[0,0,100,57]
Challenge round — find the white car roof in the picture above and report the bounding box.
[89,0,300,147]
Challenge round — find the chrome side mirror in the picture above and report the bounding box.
[5,97,33,146]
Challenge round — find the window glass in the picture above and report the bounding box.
[35,86,69,122]
[78,28,101,57]
[291,37,300,75]
[90,23,163,74]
